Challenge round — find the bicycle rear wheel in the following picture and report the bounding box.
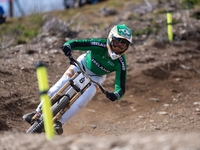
[26,96,70,133]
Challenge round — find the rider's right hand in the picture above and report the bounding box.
[61,44,71,56]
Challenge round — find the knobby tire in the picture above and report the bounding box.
[26,96,70,133]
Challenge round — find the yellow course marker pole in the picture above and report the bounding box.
[167,11,173,42]
[35,62,54,140]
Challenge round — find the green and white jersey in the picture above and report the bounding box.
[64,39,127,99]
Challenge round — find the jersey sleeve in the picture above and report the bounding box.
[63,39,107,51]
[114,55,127,100]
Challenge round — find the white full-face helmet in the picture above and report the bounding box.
[107,24,132,60]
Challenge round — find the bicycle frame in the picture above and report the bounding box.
[31,55,108,124]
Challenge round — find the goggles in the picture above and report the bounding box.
[111,38,129,54]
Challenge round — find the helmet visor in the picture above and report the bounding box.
[111,38,129,54]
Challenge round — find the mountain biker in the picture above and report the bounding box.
[23,24,132,135]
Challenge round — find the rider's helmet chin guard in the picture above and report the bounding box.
[107,24,132,60]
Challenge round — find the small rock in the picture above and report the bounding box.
[130,106,136,111]
[196,108,200,112]
[158,112,168,115]
[21,67,25,70]
[189,117,194,120]
[180,64,190,70]
[150,98,160,102]
[163,104,170,108]
[99,7,117,17]
[194,102,200,105]
[173,98,178,102]
[177,93,182,99]
[175,78,182,81]
[163,119,170,123]
[88,109,96,112]
[90,125,97,129]
[154,127,160,130]
[49,49,58,54]
[121,12,133,20]
[138,116,145,119]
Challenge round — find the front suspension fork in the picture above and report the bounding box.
[31,71,81,122]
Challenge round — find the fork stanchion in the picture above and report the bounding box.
[35,62,54,140]
[167,11,173,42]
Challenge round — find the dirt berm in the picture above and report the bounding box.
[0,132,200,150]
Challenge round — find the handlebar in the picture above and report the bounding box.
[67,55,108,95]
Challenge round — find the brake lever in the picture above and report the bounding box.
[68,55,76,66]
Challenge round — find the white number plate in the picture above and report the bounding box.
[73,72,90,90]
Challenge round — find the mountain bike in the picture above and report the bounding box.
[26,54,109,133]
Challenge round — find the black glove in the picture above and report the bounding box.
[61,45,71,56]
[106,92,118,101]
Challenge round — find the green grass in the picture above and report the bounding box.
[0,14,43,47]
[182,0,200,9]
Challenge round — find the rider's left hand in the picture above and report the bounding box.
[106,92,118,101]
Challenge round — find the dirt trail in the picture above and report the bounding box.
[0,39,200,149]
